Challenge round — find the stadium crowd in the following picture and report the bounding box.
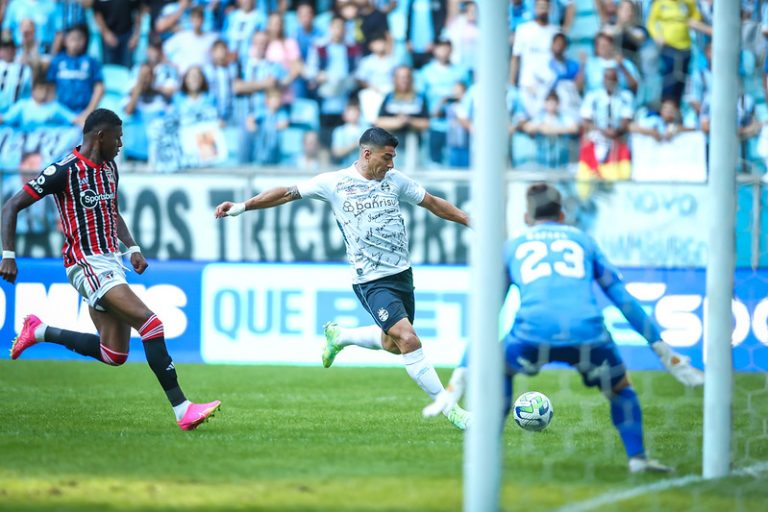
[0,0,766,176]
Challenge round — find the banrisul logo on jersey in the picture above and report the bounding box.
[79,189,114,209]
[342,197,397,214]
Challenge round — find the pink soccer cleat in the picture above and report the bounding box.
[177,400,221,431]
[10,314,43,360]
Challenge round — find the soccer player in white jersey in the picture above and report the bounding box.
[215,127,471,429]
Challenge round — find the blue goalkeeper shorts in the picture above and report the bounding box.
[504,336,627,392]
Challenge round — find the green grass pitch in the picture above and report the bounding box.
[0,360,766,511]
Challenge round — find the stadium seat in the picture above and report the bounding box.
[103,64,133,96]
[280,126,307,163]
[511,133,538,168]
[290,98,320,130]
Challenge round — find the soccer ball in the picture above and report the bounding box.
[513,391,554,432]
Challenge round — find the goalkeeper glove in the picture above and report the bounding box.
[651,341,704,387]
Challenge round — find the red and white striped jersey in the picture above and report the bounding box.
[23,147,120,267]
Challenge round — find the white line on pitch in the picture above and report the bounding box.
[554,461,768,512]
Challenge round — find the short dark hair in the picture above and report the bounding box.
[66,23,90,47]
[359,127,398,149]
[83,108,122,135]
[526,182,562,221]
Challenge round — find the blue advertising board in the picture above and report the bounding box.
[1,260,766,372]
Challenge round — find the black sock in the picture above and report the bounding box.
[143,339,186,407]
[45,326,102,361]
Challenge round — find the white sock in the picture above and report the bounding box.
[172,400,191,421]
[337,325,383,350]
[402,348,444,400]
[34,322,48,342]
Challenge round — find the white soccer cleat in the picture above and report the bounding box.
[652,341,704,387]
[629,456,673,474]
[422,389,458,418]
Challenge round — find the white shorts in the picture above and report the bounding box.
[66,253,127,312]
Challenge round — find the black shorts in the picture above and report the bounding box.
[353,268,415,333]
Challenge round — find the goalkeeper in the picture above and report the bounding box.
[424,182,704,473]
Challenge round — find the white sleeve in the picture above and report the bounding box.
[391,170,426,205]
[297,171,335,201]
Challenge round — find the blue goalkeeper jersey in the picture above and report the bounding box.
[504,222,622,346]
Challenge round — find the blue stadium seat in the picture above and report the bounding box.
[98,92,126,115]
[290,98,320,130]
[103,64,133,96]
[511,133,538,167]
[280,126,307,163]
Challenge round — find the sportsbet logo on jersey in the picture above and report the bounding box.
[79,189,115,209]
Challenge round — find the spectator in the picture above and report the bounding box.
[417,38,469,164]
[123,62,171,160]
[46,24,104,125]
[630,98,694,141]
[59,0,92,34]
[356,0,391,52]
[17,19,47,77]
[508,0,533,48]
[297,129,322,171]
[528,32,580,118]
[93,0,145,67]
[578,67,634,182]
[336,1,362,47]
[580,32,639,94]
[173,65,218,123]
[355,34,399,123]
[164,6,219,75]
[0,80,76,129]
[594,0,618,26]
[646,0,710,103]
[532,0,574,33]
[405,0,448,69]
[375,65,429,161]
[205,39,239,123]
[331,100,366,166]
[139,40,180,99]
[293,2,323,62]
[224,0,268,66]
[234,30,287,129]
[239,87,289,164]
[601,0,649,72]
[440,81,470,168]
[1,0,62,56]
[125,63,171,119]
[700,91,761,141]
[264,12,303,102]
[155,0,217,41]
[304,15,362,148]
[443,0,479,76]
[522,90,579,168]
[510,0,559,91]
[0,35,32,115]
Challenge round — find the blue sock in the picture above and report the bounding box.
[610,387,645,458]
[503,375,513,420]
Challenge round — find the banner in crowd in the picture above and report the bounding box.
[2,260,765,372]
[0,126,81,171]
[1,174,761,267]
[147,115,228,172]
[630,132,707,182]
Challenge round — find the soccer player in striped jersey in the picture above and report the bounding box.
[0,108,220,431]
[424,182,704,472]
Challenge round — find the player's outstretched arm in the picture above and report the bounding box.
[602,280,704,387]
[0,190,38,284]
[418,192,470,227]
[215,186,302,218]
